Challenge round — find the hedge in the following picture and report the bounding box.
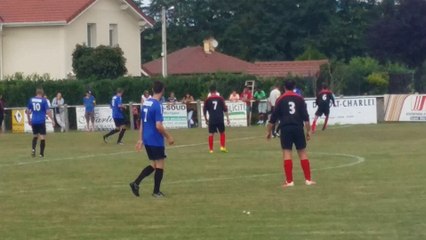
[0,74,316,107]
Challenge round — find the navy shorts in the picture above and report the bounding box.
[315,106,330,117]
[280,125,306,150]
[145,145,167,161]
[208,122,225,134]
[113,118,125,127]
[32,124,46,135]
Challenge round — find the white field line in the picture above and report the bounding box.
[0,151,365,195]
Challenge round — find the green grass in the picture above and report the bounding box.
[1,124,426,240]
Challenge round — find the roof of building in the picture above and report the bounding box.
[247,60,329,78]
[142,46,255,76]
[0,0,154,26]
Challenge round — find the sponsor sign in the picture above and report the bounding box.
[162,103,188,129]
[76,106,115,131]
[384,94,426,121]
[306,96,377,125]
[12,109,54,133]
[201,101,248,128]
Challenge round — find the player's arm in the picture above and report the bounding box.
[136,118,144,151]
[222,99,230,125]
[46,101,55,127]
[156,122,174,145]
[266,102,279,140]
[330,93,336,107]
[302,102,311,141]
[203,100,209,124]
[26,103,32,126]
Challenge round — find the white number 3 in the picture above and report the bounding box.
[289,101,296,115]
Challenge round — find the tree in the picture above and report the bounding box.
[72,44,127,80]
[367,0,426,67]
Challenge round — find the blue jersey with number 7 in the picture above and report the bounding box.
[27,97,49,124]
[141,98,164,147]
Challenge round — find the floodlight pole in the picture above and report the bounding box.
[161,6,168,78]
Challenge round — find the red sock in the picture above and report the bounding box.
[322,116,329,130]
[220,133,226,148]
[301,159,311,181]
[283,160,293,183]
[208,135,214,151]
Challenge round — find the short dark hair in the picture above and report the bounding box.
[36,88,44,96]
[284,80,295,91]
[209,84,217,93]
[153,80,165,94]
[116,88,124,94]
[322,83,328,89]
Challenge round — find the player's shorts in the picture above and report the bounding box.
[145,145,167,161]
[32,123,46,135]
[208,122,225,134]
[315,106,330,117]
[85,111,95,122]
[258,102,267,113]
[280,125,306,150]
[113,118,125,127]
[0,114,4,128]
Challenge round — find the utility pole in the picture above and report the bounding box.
[161,6,168,78]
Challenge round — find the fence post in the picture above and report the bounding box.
[129,102,134,130]
[197,100,202,128]
[64,105,69,132]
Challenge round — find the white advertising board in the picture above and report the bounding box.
[306,96,377,125]
[384,94,426,121]
[162,103,188,129]
[24,113,54,133]
[76,106,115,131]
[201,101,248,128]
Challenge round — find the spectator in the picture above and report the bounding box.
[83,91,96,131]
[268,83,281,137]
[229,90,240,102]
[0,95,5,133]
[241,86,253,125]
[207,91,220,97]
[293,86,303,96]
[141,90,151,104]
[44,94,51,108]
[51,92,66,132]
[182,93,195,128]
[132,105,140,129]
[254,87,267,125]
[168,92,177,103]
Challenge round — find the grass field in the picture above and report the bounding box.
[1,124,426,240]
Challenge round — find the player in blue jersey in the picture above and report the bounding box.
[26,88,55,157]
[129,81,174,198]
[103,88,127,144]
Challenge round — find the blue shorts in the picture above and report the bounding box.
[113,118,125,127]
[145,145,166,161]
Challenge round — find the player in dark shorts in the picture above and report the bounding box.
[203,85,230,153]
[129,81,174,198]
[0,94,5,133]
[312,83,336,133]
[267,80,315,188]
[26,88,55,157]
[103,89,127,144]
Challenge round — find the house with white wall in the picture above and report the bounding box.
[0,0,154,80]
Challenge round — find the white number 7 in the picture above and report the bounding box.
[143,108,148,122]
[213,101,218,110]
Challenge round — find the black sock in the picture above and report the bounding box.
[117,129,126,143]
[40,140,45,156]
[32,137,38,150]
[104,129,119,138]
[153,168,164,194]
[134,165,155,185]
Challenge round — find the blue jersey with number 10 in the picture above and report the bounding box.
[27,97,49,124]
[111,95,124,119]
[141,98,164,147]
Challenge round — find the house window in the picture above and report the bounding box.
[109,24,118,47]
[87,23,97,47]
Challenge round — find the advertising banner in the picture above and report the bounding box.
[384,94,426,121]
[305,96,377,125]
[12,109,54,133]
[162,103,188,129]
[76,106,115,131]
[201,101,248,128]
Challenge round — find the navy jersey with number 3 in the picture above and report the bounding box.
[203,96,228,124]
[270,92,309,127]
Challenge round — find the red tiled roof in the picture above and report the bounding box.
[0,0,154,26]
[247,60,329,78]
[142,46,255,76]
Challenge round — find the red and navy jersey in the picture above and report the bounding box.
[316,89,335,108]
[270,91,309,127]
[203,95,228,124]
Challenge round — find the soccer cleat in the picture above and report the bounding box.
[129,182,140,197]
[152,192,165,198]
[209,150,214,154]
[39,154,44,158]
[103,136,109,143]
[117,142,124,145]
[305,180,316,186]
[31,149,36,158]
[282,181,295,188]
[220,147,228,153]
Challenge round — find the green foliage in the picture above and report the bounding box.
[414,61,426,93]
[296,46,327,61]
[72,44,127,80]
[366,72,389,94]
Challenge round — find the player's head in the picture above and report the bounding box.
[116,88,124,96]
[86,90,92,96]
[209,84,217,93]
[36,88,44,97]
[321,83,328,90]
[153,80,165,95]
[284,80,296,91]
